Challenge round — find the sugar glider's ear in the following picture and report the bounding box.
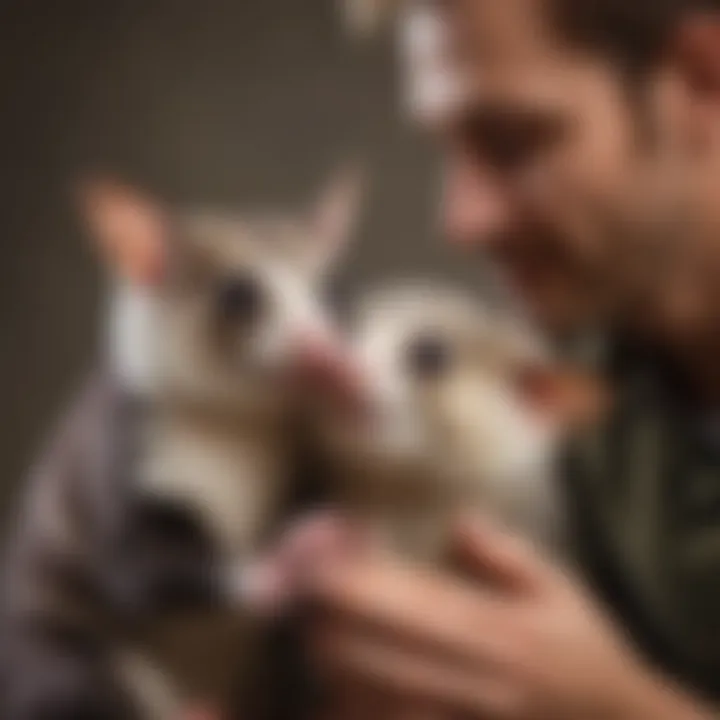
[76,177,170,286]
[516,363,612,432]
[307,164,366,275]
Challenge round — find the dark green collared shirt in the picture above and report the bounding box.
[564,337,720,702]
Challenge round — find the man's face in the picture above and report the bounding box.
[420,0,718,336]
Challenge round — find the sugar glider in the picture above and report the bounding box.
[0,170,362,720]
[318,281,606,565]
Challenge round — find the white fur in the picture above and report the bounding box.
[107,282,162,395]
[105,282,290,715]
[140,414,286,555]
[250,262,336,370]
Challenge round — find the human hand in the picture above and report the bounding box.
[310,516,713,720]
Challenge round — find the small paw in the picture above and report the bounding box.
[236,509,367,615]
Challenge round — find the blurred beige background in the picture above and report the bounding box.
[0,0,483,510]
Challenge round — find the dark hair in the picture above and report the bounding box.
[552,0,720,76]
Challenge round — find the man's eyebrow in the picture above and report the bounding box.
[457,102,570,138]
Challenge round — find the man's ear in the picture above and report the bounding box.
[307,164,365,275]
[76,177,169,286]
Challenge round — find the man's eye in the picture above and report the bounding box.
[217,273,265,324]
[462,109,566,174]
[405,333,453,380]
[484,132,539,173]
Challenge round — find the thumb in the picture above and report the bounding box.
[451,515,557,595]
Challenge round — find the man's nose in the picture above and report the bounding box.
[442,155,512,249]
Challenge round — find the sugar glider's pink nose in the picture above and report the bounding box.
[292,331,368,413]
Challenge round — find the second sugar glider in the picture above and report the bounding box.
[316,281,606,565]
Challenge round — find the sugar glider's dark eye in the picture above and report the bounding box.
[405,333,452,380]
[217,273,264,324]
